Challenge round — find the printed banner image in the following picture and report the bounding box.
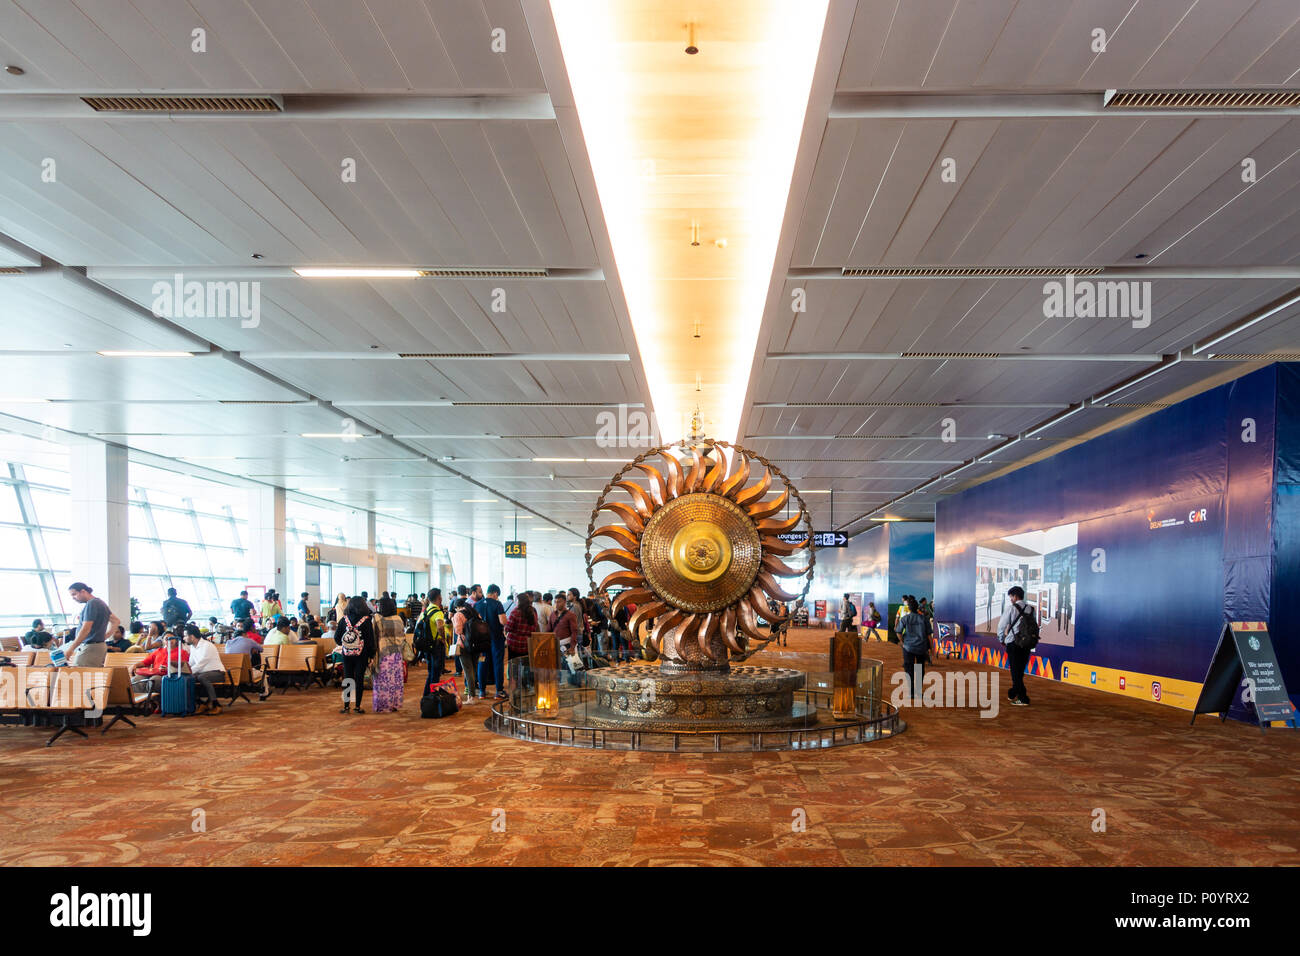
[974,523,1077,647]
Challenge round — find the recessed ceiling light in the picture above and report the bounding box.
[5,65,24,76]
[97,350,194,357]
[1134,253,1148,259]
[293,267,421,278]
[250,252,264,260]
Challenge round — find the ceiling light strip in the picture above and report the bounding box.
[549,0,829,443]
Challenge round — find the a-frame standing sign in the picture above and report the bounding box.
[1191,622,1297,732]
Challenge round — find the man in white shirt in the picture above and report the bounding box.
[182,625,227,715]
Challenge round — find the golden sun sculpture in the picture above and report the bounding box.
[586,440,814,670]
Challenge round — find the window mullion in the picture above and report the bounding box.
[11,462,60,622]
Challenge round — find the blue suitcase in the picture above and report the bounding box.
[160,641,195,716]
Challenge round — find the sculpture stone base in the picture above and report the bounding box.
[584,664,814,731]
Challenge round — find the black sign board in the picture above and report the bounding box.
[1191,622,1297,731]
[304,545,320,587]
[775,530,847,548]
[504,540,527,559]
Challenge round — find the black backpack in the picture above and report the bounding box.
[461,603,491,655]
[413,608,441,656]
[1012,603,1040,651]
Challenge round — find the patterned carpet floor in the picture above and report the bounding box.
[1,628,1297,866]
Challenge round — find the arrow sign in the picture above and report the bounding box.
[775,531,848,547]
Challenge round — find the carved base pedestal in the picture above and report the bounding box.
[584,664,813,731]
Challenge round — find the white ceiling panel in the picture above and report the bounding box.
[0,0,545,93]
[837,0,1300,91]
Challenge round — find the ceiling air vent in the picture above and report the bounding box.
[1104,89,1300,110]
[842,266,1103,278]
[1105,402,1171,409]
[218,400,307,405]
[419,268,548,279]
[901,351,1001,360]
[454,401,619,407]
[772,401,945,408]
[1207,353,1300,362]
[398,352,496,359]
[82,95,282,112]
[0,267,23,275]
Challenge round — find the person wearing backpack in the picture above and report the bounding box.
[455,597,486,703]
[337,595,376,714]
[996,585,1037,707]
[416,588,448,694]
[895,596,932,702]
[840,593,857,633]
[865,602,883,641]
[161,587,192,634]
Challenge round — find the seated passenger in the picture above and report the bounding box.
[182,624,226,715]
[105,624,133,653]
[264,619,293,646]
[22,618,55,650]
[223,629,270,700]
[127,635,189,697]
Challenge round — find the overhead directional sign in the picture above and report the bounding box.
[504,540,527,559]
[775,531,848,548]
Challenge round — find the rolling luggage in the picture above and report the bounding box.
[160,640,195,716]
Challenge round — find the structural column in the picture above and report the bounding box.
[247,486,287,598]
[68,440,130,619]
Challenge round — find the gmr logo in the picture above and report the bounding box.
[1188,508,1208,523]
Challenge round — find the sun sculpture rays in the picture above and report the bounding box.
[586,440,814,671]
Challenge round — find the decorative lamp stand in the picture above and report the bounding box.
[528,631,559,718]
[831,630,861,719]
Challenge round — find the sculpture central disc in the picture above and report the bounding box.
[640,492,761,614]
[672,521,730,582]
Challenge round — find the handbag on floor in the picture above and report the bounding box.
[420,677,460,718]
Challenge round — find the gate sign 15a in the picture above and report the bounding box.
[504,540,527,559]
[775,531,848,548]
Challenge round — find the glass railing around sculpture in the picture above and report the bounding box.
[484,652,901,753]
